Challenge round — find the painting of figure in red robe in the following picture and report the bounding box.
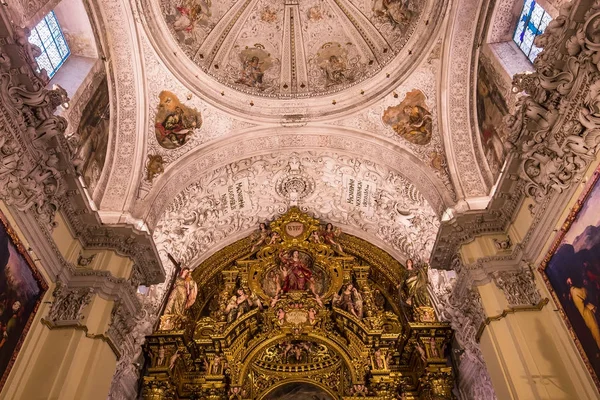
[0,211,47,390]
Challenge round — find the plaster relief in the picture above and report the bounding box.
[153,151,440,268]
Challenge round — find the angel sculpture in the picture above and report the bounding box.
[334,283,363,319]
[321,223,345,254]
[225,287,263,323]
[163,268,198,317]
[249,222,271,254]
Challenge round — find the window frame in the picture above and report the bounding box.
[513,0,552,63]
[28,11,71,79]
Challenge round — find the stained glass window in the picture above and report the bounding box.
[28,11,70,79]
[513,0,552,62]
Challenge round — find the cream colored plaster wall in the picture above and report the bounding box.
[0,204,121,400]
[478,282,587,399]
[463,156,600,399]
[51,210,133,278]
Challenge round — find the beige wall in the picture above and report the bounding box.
[0,203,122,400]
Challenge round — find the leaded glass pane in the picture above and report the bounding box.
[29,11,70,78]
[513,1,552,62]
[530,4,545,29]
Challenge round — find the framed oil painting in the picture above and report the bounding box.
[540,166,600,388]
[0,210,47,391]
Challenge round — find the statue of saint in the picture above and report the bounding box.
[402,259,431,308]
[279,250,313,292]
[164,268,198,317]
[334,283,364,319]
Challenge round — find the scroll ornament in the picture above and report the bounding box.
[0,23,70,228]
[504,1,600,204]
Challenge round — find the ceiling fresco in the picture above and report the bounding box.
[159,0,425,98]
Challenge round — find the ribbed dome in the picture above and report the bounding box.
[158,0,443,102]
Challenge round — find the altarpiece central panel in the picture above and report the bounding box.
[141,208,454,399]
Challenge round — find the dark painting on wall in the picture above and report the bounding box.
[476,61,509,177]
[263,381,334,400]
[74,77,110,192]
[0,210,47,390]
[541,166,600,389]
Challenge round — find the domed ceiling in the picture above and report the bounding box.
[86,0,491,283]
[146,0,447,118]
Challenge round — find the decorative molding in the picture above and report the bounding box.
[45,282,94,324]
[441,0,490,199]
[505,1,600,205]
[428,258,498,400]
[492,266,542,307]
[40,319,121,359]
[475,298,549,342]
[151,150,441,271]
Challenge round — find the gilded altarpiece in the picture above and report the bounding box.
[142,209,454,399]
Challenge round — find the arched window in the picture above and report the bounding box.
[513,0,552,62]
[28,11,70,79]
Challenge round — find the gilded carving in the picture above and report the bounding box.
[160,268,198,330]
[143,209,454,398]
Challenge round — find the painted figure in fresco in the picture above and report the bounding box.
[476,64,508,175]
[154,91,201,149]
[146,154,165,183]
[236,56,263,87]
[156,107,195,147]
[73,78,110,190]
[567,276,600,352]
[320,223,344,254]
[279,250,313,292]
[382,89,432,145]
[401,259,431,308]
[163,268,198,317]
[373,0,415,26]
[324,55,347,86]
[334,283,363,319]
[235,46,273,90]
[317,43,354,88]
[173,0,210,33]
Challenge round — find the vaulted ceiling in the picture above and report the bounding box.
[78,0,503,282]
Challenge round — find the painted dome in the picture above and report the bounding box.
[152,0,446,118]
